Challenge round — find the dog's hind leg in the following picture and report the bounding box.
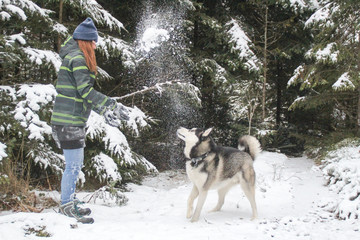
[191,190,208,222]
[242,183,258,220]
[187,185,199,219]
[210,184,233,212]
[240,175,258,220]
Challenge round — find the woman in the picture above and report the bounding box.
[51,17,128,224]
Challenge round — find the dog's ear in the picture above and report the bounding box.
[202,127,213,137]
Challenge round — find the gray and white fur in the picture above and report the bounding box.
[176,127,261,222]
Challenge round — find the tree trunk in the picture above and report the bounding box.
[262,3,268,122]
[248,112,252,135]
[57,0,64,53]
[276,60,281,127]
[357,32,360,135]
[248,102,257,135]
[357,86,360,135]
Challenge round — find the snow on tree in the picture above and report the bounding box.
[304,0,336,27]
[226,18,261,73]
[0,0,52,19]
[281,0,320,13]
[332,72,355,91]
[0,0,156,187]
[0,142,7,162]
[224,17,263,133]
[66,0,125,33]
[97,35,136,69]
[0,81,155,184]
[229,80,262,135]
[287,0,360,131]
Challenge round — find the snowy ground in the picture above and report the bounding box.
[0,151,359,240]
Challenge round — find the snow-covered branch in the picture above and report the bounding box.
[71,0,125,33]
[114,80,183,100]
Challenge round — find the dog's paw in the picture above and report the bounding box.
[190,217,199,223]
[186,208,193,219]
[209,207,221,213]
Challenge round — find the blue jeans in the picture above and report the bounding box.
[61,148,84,205]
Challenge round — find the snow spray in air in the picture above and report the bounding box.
[134,0,201,168]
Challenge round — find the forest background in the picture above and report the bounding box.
[0,0,359,211]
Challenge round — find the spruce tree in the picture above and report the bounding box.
[288,0,360,134]
[0,0,155,192]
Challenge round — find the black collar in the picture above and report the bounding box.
[188,152,209,167]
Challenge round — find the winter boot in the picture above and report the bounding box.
[73,199,91,216]
[59,201,94,224]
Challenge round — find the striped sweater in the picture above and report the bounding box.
[51,37,115,126]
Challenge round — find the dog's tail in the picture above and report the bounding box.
[238,135,261,160]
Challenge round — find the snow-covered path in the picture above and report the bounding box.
[0,152,359,240]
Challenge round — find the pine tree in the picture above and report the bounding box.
[288,0,360,134]
[0,0,156,191]
[183,0,264,143]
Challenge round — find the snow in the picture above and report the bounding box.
[305,2,337,28]
[179,0,195,10]
[322,143,360,220]
[134,1,188,59]
[23,47,62,71]
[1,0,50,20]
[288,65,304,87]
[0,142,7,162]
[97,36,135,68]
[1,151,359,240]
[5,4,27,20]
[80,0,124,33]
[30,146,64,174]
[13,84,57,141]
[290,96,306,109]
[52,23,68,35]
[306,43,339,63]
[0,10,11,20]
[282,0,319,13]
[86,110,156,173]
[0,85,16,101]
[123,106,150,136]
[6,33,26,45]
[226,19,260,72]
[92,153,122,182]
[332,72,355,91]
[139,27,170,52]
[0,82,155,183]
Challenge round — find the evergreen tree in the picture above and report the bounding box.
[0,0,155,191]
[184,0,263,144]
[187,0,314,149]
[2,0,357,195]
[288,0,360,135]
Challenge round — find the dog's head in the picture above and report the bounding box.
[176,127,213,159]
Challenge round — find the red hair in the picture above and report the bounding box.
[77,40,97,74]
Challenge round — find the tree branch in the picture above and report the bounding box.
[114,80,182,100]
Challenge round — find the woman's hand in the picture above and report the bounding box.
[103,103,130,127]
[113,103,130,121]
[103,109,120,127]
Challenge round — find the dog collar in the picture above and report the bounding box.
[189,152,209,167]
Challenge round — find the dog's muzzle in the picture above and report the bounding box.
[176,131,185,140]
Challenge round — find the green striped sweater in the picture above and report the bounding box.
[51,37,115,126]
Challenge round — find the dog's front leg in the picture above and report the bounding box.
[187,185,199,219]
[191,190,208,222]
[210,184,233,212]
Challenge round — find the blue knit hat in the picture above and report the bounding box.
[73,17,98,42]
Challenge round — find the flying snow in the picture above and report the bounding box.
[139,27,170,52]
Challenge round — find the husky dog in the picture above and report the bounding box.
[176,127,261,222]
